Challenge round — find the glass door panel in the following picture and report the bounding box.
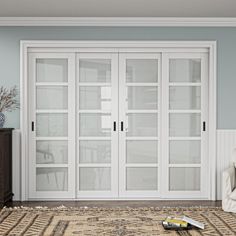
[36,167,68,191]
[36,113,68,137]
[128,86,158,110]
[126,59,158,83]
[79,141,111,164]
[36,86,68,110]
[36,59,68,82]
[126,113,158,137]
[169,113,201,137]
[126,167,158,191]
[169,59,201,83]
[169,86,201,110]
[79,113,111,136]
[36,141,68,164]
[79,167,111,191]
[169,167,200,191]
[29,53,75,199]
[77,53,118,198]
[169,140,201,164]
[119,54,160,197]
[79,59,111,83]
[126,140,158,164]
[79,86,111,110]
[165,53,208,198]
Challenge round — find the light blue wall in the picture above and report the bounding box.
[0,26,236,129]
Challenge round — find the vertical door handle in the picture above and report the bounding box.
[31,121,35,131]
[113,121,116,131]
[121,121,124,131]
[203,121,206,131]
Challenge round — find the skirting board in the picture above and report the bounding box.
[12,129,235,201]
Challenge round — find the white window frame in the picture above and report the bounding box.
[20,40,217,201]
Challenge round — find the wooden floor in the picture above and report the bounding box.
[5,200,221,208]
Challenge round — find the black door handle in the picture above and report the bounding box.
[121,121,124,131]
[113,121,116,131]
[203,121,206,131]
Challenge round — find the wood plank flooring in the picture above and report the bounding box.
[5,200,221,208]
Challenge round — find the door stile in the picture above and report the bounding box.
[200,53,209,199]
[160,53,169,198]
[118,53,126,198]
[111,53,119,197]
[28,53,36,198]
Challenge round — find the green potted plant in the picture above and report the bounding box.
[0,86,20,128]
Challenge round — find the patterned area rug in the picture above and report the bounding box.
[0,206,235,235]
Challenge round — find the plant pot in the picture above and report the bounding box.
[0,112,5,128]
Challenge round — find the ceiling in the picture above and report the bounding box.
[0,0,236,17]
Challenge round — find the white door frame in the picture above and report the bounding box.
[20,40,217,201]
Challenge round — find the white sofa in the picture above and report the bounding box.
[222,165,236,212]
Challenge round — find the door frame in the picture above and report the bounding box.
[20,40,217,201]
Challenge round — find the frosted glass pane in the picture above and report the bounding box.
[169,113,201,137]
[128,86,158,110]
[36,86,68,109]
[36,141,68,164]
[79,86,111,110]
[79,141,111,163]
[169,168,200,191]
[169,141,201,164]
[36,59,68,82]
[169,86,201,110]
[36,114,68,137]
[126,167,158,190]
[79,59,111,83]
[79,114,111,137]
[127,114,158,137]
[126,141,157,163]
[36,167,68,191]
[126,59,158,83]
[79,167,111,190]
[170,59,201,82]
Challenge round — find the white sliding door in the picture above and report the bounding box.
[77,53,119,198]
[28,53,76,199]
[162,53,208,198]
[119,53,161,198]
[27,49,209,200]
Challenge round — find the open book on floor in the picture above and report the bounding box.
[162,216,204,230]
